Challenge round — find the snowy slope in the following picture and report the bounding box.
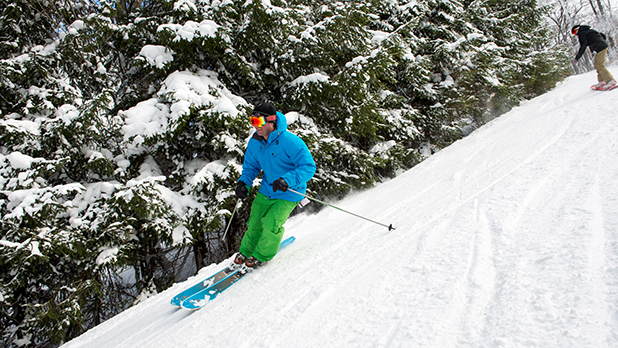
[61,70,618,348]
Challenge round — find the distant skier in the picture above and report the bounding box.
[572,25,616,90]
[232,102,316,273]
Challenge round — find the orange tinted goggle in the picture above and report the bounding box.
[250,115,276,127]
[572,27,579,35]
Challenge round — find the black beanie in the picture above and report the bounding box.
[252,102,277,117]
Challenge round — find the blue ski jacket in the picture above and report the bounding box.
[239,111,316,202]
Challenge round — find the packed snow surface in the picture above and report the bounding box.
[62,70,618,348]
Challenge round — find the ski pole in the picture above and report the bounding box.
[221,199,240,242]
[287,188,395,231]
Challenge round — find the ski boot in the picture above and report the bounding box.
[238,256,264,274]
[228,252,247,271]
[602,79,617,90]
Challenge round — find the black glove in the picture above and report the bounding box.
[273,178,288,192]
[235,181,249,199]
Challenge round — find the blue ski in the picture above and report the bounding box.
[180,236,296,310]
[170,267,234,307]
[170,236,295,308]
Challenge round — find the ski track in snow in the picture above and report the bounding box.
[61,71,618,348]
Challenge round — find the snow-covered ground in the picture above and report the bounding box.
[61,70,618,348]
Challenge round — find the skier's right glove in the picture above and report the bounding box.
[235,181,249,199]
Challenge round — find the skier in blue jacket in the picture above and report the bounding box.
[231,102,316,272]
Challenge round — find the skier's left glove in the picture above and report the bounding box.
[273,178,289,192]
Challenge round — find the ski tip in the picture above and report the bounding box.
[170,296,187,307]
[181,304,201,311]
[181,299,208,310]
[279,236,296,250]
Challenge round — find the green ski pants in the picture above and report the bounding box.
[239,193,297,262]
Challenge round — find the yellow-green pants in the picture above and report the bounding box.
[239,193,297,262]
[594,48,614,83]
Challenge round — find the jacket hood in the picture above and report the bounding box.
[274,111,288,133]
[268,111,288,143]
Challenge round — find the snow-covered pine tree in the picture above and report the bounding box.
[0,1,186,346]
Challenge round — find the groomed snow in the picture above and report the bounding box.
[61,70,618,348]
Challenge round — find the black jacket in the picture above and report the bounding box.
[575,25,609,61]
